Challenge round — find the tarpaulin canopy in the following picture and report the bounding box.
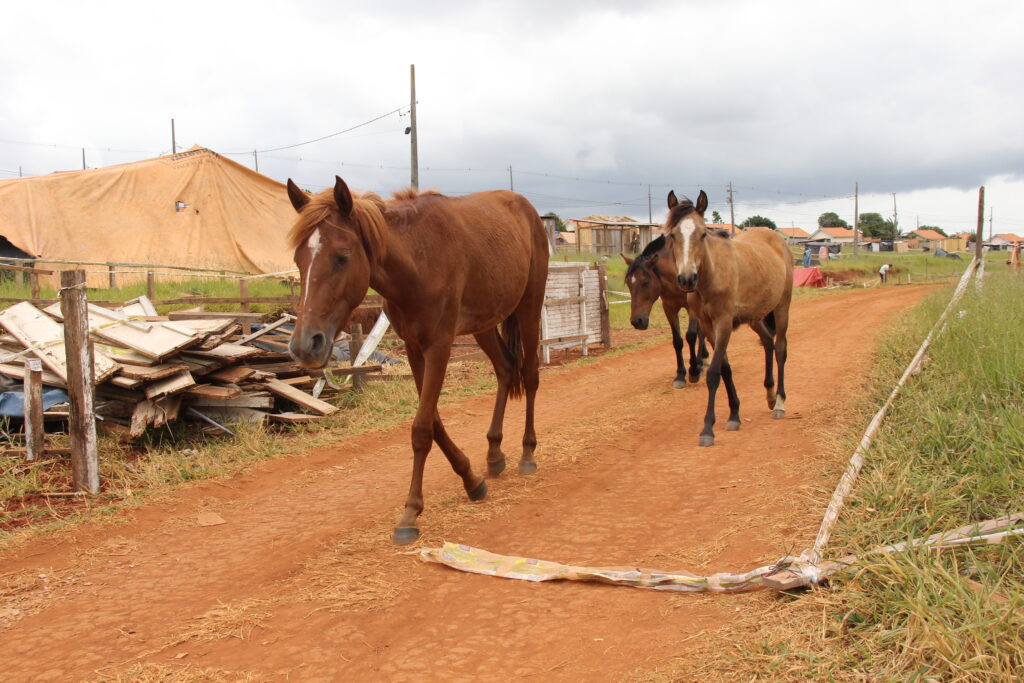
[793,266,827,287]
[0,146,297,283]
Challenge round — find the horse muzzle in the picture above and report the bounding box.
[677,273,697,292]
[289,327,334,369]
[631,315,650,330]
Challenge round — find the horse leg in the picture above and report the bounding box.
[516,308,542,475]
[393,342,483,545]
[720,353,741,431]
[472,328,512,477]
[665,302,687,388]
[772,308,791,420]
[750,319,776,410]
[699,322,733,447]
[686,315,705,383]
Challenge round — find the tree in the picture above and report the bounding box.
[740,215,777,230]
[817,211,849,229]
[919,224,947,237]
[541,211,567,232]
[711,210,723,224]
[857,212,897,240]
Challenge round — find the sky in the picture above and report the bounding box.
[2,0,1023,236]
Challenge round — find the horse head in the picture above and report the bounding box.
[664,189,709,292]
[622,235,667,329]
[286,176,387,369]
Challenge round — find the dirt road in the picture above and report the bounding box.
[0,286,929,681]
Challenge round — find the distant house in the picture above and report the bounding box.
[807,226,858,244]
[991,233,1024,250]
[706,223,740,235]
[777,227,811,244]
[566,215,658,254]
[905,229,947,251]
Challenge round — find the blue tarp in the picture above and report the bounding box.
[0,387,69,418]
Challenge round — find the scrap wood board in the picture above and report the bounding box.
[0,301,119,383]
[44,302,203,360]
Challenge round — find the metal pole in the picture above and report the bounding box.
[409,64,419,189]
[647,184,652,223]
[508,166,514,191]
[171,118,177,154]
[253,150,259,172]
[975,186,985,263]
[81,148,86,170]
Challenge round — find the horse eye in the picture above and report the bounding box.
[334,254,349,268]
[700,232,707,240]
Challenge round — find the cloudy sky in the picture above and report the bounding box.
[2,0,1022,235]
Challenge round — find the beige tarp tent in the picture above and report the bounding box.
[0,146,297,285]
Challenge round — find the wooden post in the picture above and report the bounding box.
[597,261,611,349]
[239,278,251,335]
[23,359,44,462]
[60,269,99,493]
[146,270,155,301]
[107,264,117,289]
[30,271,40,300]
[975,186,985,263]
[349,324,366,389]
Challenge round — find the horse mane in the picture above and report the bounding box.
[626,235,666,277]
[287,187,389,263]
[666,197,697,226]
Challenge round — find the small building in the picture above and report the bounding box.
[906,229,946,251]
[807,226,858,244]
[777,227,811,244]
[566,215,658,254]
[991,233,1024,250]
[706,223,741,235]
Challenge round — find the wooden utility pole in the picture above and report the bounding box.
[975,186,985,262]
[853,181,860,256]
[647,185,652,223]
[727,181,735,235]
[989,207,993,241]
[891,193,898,235]
[171,118,177,154]
[409,64,419,189]
[508,166,514,191]
[253,150,259,172]
[60,269,99,494]
[81,148,86,170]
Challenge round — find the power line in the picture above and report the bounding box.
[221,106,406,155]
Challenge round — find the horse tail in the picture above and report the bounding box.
[763,311,777,337]
[499,314,525,399]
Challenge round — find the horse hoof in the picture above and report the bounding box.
[699,435,714,447]
[726,420,740,431]
[673,379,686,389]
[688,374,701,384]
[487,458,506,477]
[518,460,538,475]
[772,409,786,420]
[468,478,488,501]
[392,526,420,545]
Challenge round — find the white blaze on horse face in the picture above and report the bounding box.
[678,217,698,276]
[301,228,322,310]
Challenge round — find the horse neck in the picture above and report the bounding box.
[365,210,417,302]
[696,235,733,293]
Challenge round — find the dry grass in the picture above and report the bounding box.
[91,663,262,683]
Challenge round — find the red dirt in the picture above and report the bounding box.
[0,286,930,681]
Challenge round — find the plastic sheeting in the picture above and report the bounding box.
[793,266,826,287]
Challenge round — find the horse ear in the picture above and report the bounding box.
[334,176,354,217]
[667,190,678,210]
[621,253,634,267]
[696,190,708,216]
[286,179,309,213]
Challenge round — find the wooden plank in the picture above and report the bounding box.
[81,303,201,360]
[143,370,195,400]
[95,344,159,367]
[0,361,66,388]
[206,365,258,384]
[130,400,163,438]
[268,412,323,424]
[167,318,238,334]
[194,323,241,351]
[23,359,45,461]
[0,301,118,383]
[545,296,587,305]
[263,378,338,415]
[116,362,190,382]
[183,343,263,361]
[181,356,227,376]
[108,374,144,389]
[183,384,244,400]
[168,311,265,322]
[540,334,589,346]
[187,392,275,410]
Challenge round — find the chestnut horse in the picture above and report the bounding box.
[286,177,549,544]
[621,237,708,387]
[664,190,793,447]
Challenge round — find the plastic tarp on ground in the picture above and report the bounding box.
[793,266,826,287]
[0,146,297,285]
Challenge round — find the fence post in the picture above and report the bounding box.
[146,270,155,301]
[107,264,117,289]
[239,278,251,335]
[23,359,44,462]
[597,261,611,349]
[60,269,99,494]
[30,271,40,300]
[349,323,365,390]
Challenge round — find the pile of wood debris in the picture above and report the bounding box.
[0,296,383,438]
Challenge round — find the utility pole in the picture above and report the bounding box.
[409,64,419,189]
[727,181,735,235]
[18,166,22,177]
[989,207,993,241]
[853,181,860,256]
[891,192,898,236]
[171,118,177,154]
[508,166,514,191]
[81,148,86,170]
[253,150,259,172]
[975,186,985,262]
[647,184,652,223]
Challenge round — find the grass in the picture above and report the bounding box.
[642,271,1024,680]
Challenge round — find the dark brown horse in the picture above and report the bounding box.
[621,237,708,387]
[664,190,793,447]
[286,177,549,544]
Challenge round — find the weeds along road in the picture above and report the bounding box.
[1,285,931,682]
